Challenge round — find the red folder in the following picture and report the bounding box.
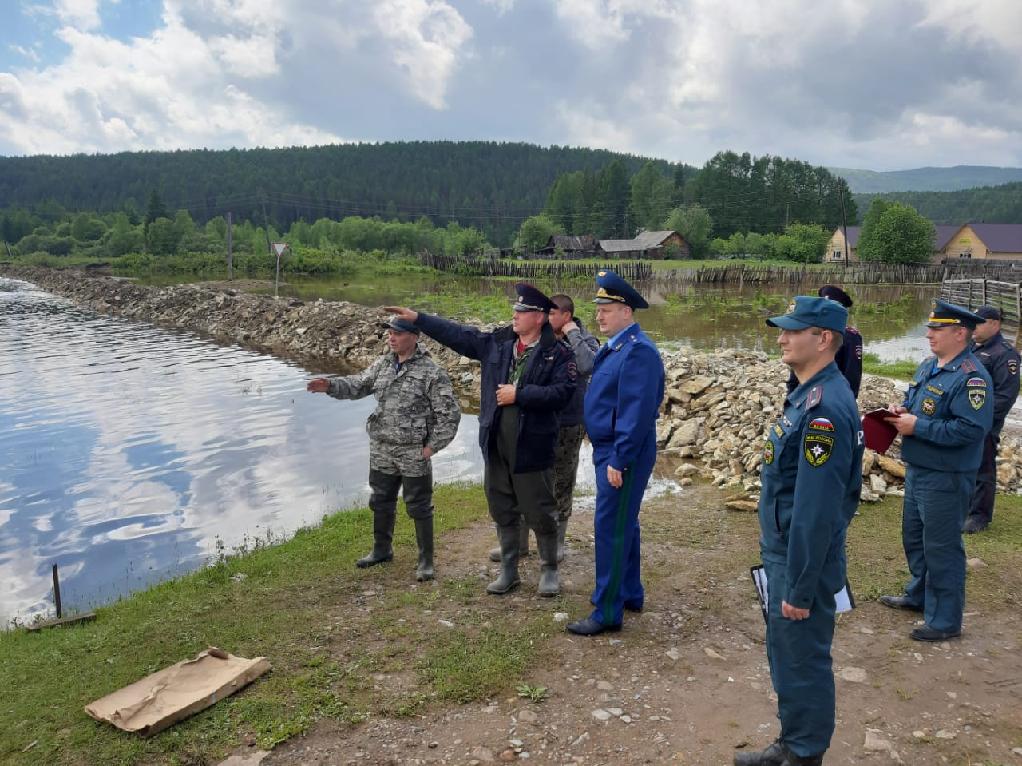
[862,409,899,454]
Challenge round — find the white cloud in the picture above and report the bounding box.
[371,0,473,109]
[8,44,42,64]
[52,0,103,30]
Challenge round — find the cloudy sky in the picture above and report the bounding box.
[1,0,1020,170]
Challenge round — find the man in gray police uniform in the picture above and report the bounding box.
[736,296,863,766]
[307,316,461,581]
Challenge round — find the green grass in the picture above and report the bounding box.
[847,493,1022,603]
[0,483,526,766]
[862,352,919,381]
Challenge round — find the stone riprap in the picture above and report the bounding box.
[6,266,1021,499]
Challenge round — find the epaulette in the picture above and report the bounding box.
[960,358,977,373]
[806,385,823,409]
[846,325,861,335]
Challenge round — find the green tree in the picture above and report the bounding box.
[857,202,935,264]
[629,162,674,232]
[664,204,713,257]
[771,223,830,263]
[148,217,181,255]
[70,213,106,241]
[595,160,632,238]
[515,214,563,252]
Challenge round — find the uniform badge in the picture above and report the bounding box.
[1010,360,1019,376]
[773,424,784,437]
[787,302,796,314]
[961,359,977,373]
[809,417,834,432]
[856,346,862,360]
[922,398,936,415]
[803,433,834,467]
[763,440,775,465]
[969,387,987,410]
[925,384,944,396]
[966,376,987,388]
[806,385,823,409]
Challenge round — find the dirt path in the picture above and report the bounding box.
[253,465,1022,766]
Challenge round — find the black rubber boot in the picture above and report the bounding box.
[414,515,435,581]
[486,523,522,594]
[536,529,560,597]
[734,740,787,766]
[735,741,823,766]
[489,523,531,562]
[356,507,395,568]
[556,517,568,563]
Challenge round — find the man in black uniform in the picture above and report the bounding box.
[384,285,576,596]
[964,305,1021,533]
[786,285,863,397]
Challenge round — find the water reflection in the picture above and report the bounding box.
[0,279,595,622]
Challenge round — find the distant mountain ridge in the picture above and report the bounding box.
[831,165,1022,194]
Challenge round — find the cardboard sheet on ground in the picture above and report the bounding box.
[85,647,270,736]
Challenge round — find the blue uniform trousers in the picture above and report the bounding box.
[902,466,974,633]
[589,435,656,626]
[764,560,837,758]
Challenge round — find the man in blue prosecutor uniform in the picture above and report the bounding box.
[964,305,1020,533]
[736,297,863,766]
[566,271,665,637]
[881,300,993,641]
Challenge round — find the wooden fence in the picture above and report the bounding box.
[940,279,1022,326]
[418,252,653,282]
[421,252,1022,288]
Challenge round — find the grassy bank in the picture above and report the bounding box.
[862,352,919,381]
[0,484,550,766]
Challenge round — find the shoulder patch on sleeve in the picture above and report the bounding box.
[966,376,987,387]
[808,417,835,432]
[1008,358,1019,377]
[803,432,834,467]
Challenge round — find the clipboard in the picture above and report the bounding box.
[750,565,855,624]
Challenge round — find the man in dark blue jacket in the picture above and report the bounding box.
[566,271,664,637]
[384,285,576,597]
[786,285,863,397]
[965,305,1020,533]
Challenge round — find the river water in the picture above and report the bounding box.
[1,279,590,622]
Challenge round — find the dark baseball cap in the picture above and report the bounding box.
[380,316,420,334]
[976,305,1003,321]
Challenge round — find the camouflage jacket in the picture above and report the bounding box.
[327,346,460,472]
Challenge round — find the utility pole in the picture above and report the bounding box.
[226,211,234,280]
[839,188,849,268]
[260,192,272,256]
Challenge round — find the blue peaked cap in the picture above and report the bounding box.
[767,296,848,333]
[593,270,649,310]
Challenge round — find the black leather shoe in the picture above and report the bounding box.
[565,617,621,636]
[963,516,989,534]
[879,595,923,612]
[910,625,961,642]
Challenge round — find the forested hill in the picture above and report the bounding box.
[833,165,1022,194]
[0,142,685,245]
[853,182,1022,225]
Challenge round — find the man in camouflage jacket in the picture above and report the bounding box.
[307,316,460,581]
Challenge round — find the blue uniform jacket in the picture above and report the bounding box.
[972,331,1021,437]
[414,313,576,473]
[583,322,665,471]
[758,363,864,610]
[900,349,993,472]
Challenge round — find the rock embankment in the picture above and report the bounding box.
[6,266,1022,498]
